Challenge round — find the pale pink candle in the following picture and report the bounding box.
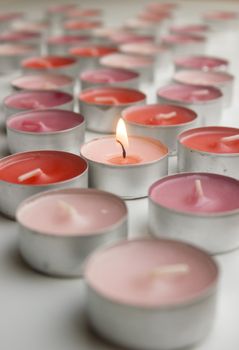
[170,24,209,36]
[174,55,229,72]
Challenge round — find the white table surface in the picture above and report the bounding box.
[1,1,239,349]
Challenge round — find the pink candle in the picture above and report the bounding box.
[146,2,178,13]
[66,8,102,19]
[120,42,167,57]
[0,151,87,185]
[0,43,35,55]
[108,32,154,44]
[162,33,205,45]
[64,20,102,32]
[179,126,239,154]
[47,34,90,46]
[170,24,209,36]
[138,11,171,22]
[69,45,118,58]
[0,31,41,44]
[174,55,229,71]
[11,74,74,93]
[0,44,36,74]
[0,12,23,22]
[11,20,49,33]
[4,90,73,112]
[47,4,77,14]
[204,11,238,20]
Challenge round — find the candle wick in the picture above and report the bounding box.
[57,200,78,217]
[151,264,190,277]
[117,140,127,158]
[195,179,204,198]
[18,168,43,182]
[155,111,177,120]
[221,134,239,143]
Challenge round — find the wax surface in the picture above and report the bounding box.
[85,239,218,306]
[5,91,72,110]
[163,34,205,44]
[64,20,102,30]
[204,11,238,20]
[48,35,90,45]
[80,68,138,83]
[0,31,40,42]
[79,87,145,105]
[109,33,154,44]
[0,151,87,185]
[174,70,233,86]
[0,44,34,55]
[157,84,222,103]
[70,45,117,57]
[81,136,167,165]
[179,127,239,154]
[171,24,209,34]
[7,110,83,133]
[120,42,166,56]
[67,8,101,18]
[150,173,239,213]
[123,104,196,126]
[48,4,76,14]
[17,190,126,235]
[12,74,73,91]
[101,53,154,69]
[175,55,228,70]
[22,56,76,69]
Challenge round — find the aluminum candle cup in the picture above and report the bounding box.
[0,44,36,74]
[0,150,88,219]
[157,84,223,126]
[69,45,118,73]
[6,109,85,154]
[173,70,234,107]
[79,86,146,133]
[16,188,127,277]
[80,68,139,90]
[174,55,229,72]
[81,135,168,199]
[3,90,74,118]
[177,126,239,178]
[100,53,155,83]
[11,74,74,95]
[21,55,79,78]
[162,34,206,58]
[122,104,198,156]
[149,173,239,254]
[85,238,219,350]
[47,35,90,55]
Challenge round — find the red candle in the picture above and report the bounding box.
[22,56,76,69]
[0,151,87,185]
[179,127,239,154]
[69,45,118,58]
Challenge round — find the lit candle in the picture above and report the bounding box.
[157,83,223,126]
[174,55,229,72]
[122,104,197,155]
[16,188,127,277]
[84,238,218,349]
[173,69,234,106]
[178,126,239,178]
[81,119,168,198]
[79,86,145,133]
[0,150,88,218]
[149,172,239,253]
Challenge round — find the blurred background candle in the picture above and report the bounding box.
[174,55,229,72]
[162,34,206,57]
[64,20,102,35]
[47,35,90,55]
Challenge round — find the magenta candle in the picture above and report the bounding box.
[85,238,218,349]
[4,90,73,116]
[11,74,74,94]
[157,83,223,125]
[122,104,197,155]
[21,56,78,77]
[174,55,229,72]
[149,172,239,253]
[80,68,139,89]
[173,69,234,106]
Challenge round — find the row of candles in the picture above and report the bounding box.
[1,2,239,350]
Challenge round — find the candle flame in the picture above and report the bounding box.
[116,118,129,157]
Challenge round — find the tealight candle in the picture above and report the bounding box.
[6,109,85,154]
[47,35,90,55]
[0,150,88,218]
[81,118,168,198]
[85,238,218,349]
[80,68,139,90]
[124,18,160,36]
[66,8,102,19]
[100,53,155,82]
[0,31,41,47]
[170,24,209,36]
[162,34,206,57]
[17,188,127,277]
[157,83,223,126]
[11,20,49,34]
[69,45,118,72]
[64,20,102,35]
[4,90,74,118]
[173,70,234,107]
[146,2,178,12]
[0,43,36,74]
[174,55,229,72]
[108,32,154,45]
[122,104,197,155]
[79,86,145,133]
[178,126,239,179]
[21,55,79,77]
[203,11,239,31]
[149,172,239,253]
[0,12,23,30]
[11,74,74,94]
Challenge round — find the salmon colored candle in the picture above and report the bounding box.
[64,20,102,31]
[21,56,77,70]
[66,8,102,19]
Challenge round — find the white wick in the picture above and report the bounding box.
[57,200,79,217]
[94,96,119,104]
[221,134,239,142]
[195,179,204,198]
[192,89,209,96]
[155,111,177,120]
[151,264,190,277]
[18,168,43,182]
